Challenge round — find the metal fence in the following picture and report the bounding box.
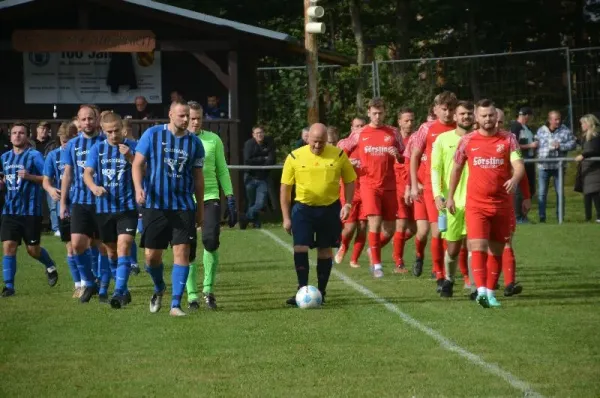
[257,46,600,138]
[230,158,600,225]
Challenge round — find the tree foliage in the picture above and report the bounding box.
[160,0,600,153]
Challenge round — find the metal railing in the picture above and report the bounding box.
[228,157,600,225]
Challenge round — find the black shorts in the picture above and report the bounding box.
[189,199,222,262]
[0,215,43,246]
[291,201,342,249]
[140,208,196,250]
[70,204,100,239]
[96,210,138,244]
[59,217,71,243]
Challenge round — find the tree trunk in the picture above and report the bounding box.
[349,0,366,111]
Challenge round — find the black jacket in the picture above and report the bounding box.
[581,135,600,195]
[107,53,138,94]
[243,136,275,180]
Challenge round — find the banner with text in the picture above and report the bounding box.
[23,51,162,104]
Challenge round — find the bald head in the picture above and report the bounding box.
[496,108,505,129]
[308,123,328,155]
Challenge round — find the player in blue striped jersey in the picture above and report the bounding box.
[122,118,141,274]
[43,122,80,298]
[84,113,137,309]
[60,105,109,303]
[132,101,205,317]
[0,123,58,297]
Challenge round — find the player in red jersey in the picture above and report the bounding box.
[496,109,530,297]
[336,118,368,268]
[392,108,416,273]
[338,98,404,278]
[447,99,525,308]
[407,92,457,291]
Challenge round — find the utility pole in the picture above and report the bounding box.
[304,0,325,125]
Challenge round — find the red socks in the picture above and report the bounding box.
[351,232,366,263]
[486,255,502,290]
[379,233,392,247]
[470,250,487,288]
[502,247,515,286]
[458,247,469,279]
[431,237,445,279]
[415,237,426,259]
[393,231,406,265]
[368,232,381,265]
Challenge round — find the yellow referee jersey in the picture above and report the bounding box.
[281,144,356,206]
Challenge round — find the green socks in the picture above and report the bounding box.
[185,249,219,303]
[202,249,219,294]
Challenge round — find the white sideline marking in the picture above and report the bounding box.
[261,229,544,398]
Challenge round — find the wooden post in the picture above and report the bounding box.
[304,0,319,125]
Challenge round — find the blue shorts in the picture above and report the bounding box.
[291,201,342,249]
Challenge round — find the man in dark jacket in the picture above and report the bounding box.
[33,121,57,156]
[241,126,275,229]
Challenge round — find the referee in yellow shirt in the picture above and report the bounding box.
[280,123,357,306]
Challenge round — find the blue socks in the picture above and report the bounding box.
[67,255,80,285]
[145,263,165,293]
[37,248,56,270]
[109,258,118,280]
[88,248,98,279]
[99,255,110,295]
[3,255,16,289]
[171,264,189,309]
[74,253,95,287]
[114,256,131,296]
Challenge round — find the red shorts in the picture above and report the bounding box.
[414,189,437,223]
[396,185,414,220]
[509,210,516,234]
[361,187,397,221]
[343,200,366,224]
[466,207,512,243]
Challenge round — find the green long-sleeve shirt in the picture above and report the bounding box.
[197,130,233,201]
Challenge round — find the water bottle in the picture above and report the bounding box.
[438,198,447,232]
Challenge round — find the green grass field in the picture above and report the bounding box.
[0,221,599,397]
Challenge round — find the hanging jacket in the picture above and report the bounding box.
[106,53,138,94]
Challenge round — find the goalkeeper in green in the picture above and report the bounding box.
[186,101,237,310]
[430,100,474,298]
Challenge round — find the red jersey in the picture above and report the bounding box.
[454,130,520,210]
[338,133,362,203]
[394,134,412,191]
[408,120,456,186]
[339,125,404,191]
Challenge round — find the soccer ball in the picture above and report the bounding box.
[295,285,322,309]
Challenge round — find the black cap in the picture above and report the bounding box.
[518,106,533,116]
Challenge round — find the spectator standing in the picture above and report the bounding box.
[294,127,310,149]
[204,95,227,119]
[241,126,275,229]
[575,114,600,222]
[133,96,154,120]
[33,121,57,156]
[510,107,537,223]
[535,110,577,222]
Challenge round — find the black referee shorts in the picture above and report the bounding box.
[140,208,196,251]
[70,204,100,239]
[0,215,43,246]
[291,201,342,249]
[96,210,138,244]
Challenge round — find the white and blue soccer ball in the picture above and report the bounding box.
[295,285,322,309]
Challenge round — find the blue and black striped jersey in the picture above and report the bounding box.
[60,133,105,205]
[85,139,137,214]
[136,124,205,211]
[1,148,45,216]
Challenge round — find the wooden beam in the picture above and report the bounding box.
[158,40,232,52]
[191,52,230,90]
[228,51,239,119]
